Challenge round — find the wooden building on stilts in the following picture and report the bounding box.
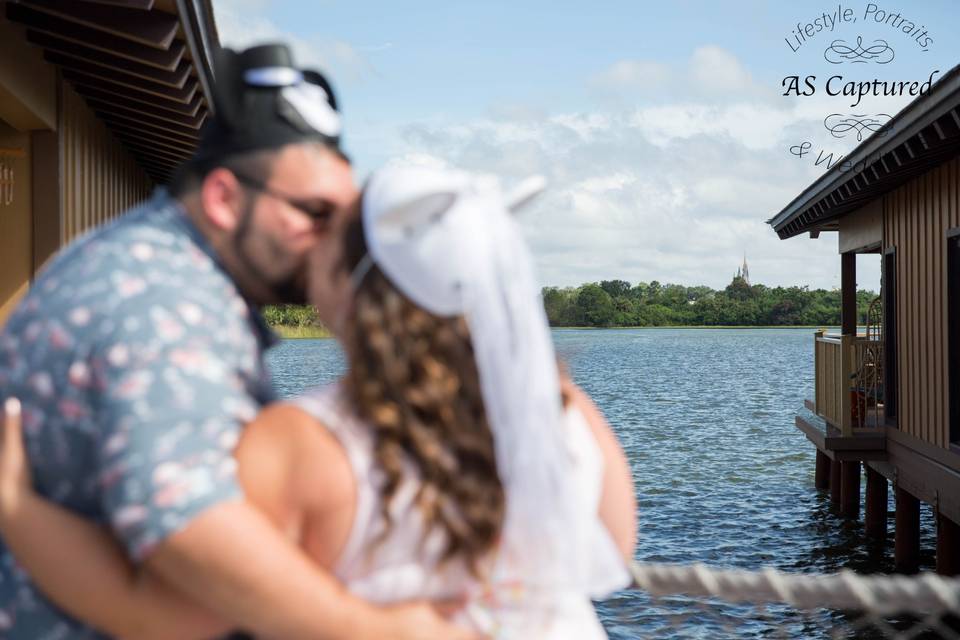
[0,0,218,327]
[768,63,960,576]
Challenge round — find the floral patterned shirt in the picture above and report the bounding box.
[0,190,278,638]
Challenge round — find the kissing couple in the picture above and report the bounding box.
[0,44,636,639]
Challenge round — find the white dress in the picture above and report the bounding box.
[292,384,626,639]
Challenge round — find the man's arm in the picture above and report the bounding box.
[0,493,231,640]
[144,499,392,639]
[85,294,478,639]
[3,497,381,640]
[0,399,476,640]
[0,399,229,640]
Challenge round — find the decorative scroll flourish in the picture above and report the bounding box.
[824,113,893,141]
[824,36,895,64]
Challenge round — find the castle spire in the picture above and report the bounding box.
[741,253,750,286]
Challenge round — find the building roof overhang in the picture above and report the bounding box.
[768,64,960,240]
[4,0,218,184]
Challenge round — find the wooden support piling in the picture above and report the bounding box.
[829,458,842,507]
[864,466,888,539]
[895,486,920,574]
[840,461,860,519]
[937,512,960,576]
[814,449,830,490]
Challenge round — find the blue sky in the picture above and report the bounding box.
[214,0,960,291]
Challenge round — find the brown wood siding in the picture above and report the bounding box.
[59,83,151,244]
[839,199,882,253]
[0,125,33,327]
[883,156,960,448]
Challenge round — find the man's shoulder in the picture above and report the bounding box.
[6,194,255,352]
[43,193,207,276]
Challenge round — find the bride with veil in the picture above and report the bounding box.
[0,164,637,639]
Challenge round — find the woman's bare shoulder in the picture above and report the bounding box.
[242,402,321,439]
[236,401,354,520]
[239,399,358,567]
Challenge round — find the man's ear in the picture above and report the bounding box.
[200,168,246,232]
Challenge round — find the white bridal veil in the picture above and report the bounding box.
[356,165,629,603]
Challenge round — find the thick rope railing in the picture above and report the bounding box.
[628,561,960,615]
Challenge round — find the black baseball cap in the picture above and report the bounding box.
[194,43,344,162]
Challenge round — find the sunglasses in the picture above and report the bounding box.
[232,171,335,225]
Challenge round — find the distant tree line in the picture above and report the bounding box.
[265,276,879,330]
[262,304,324,328]
[542,276,879,327]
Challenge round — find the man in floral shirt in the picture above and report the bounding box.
[0,45,470,640]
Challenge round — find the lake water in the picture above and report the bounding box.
[266,328,938,638]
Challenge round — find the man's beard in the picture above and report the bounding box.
[234,199,309,304]
[268,268,309,304]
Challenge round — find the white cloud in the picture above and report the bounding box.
[548,113,611,140]
[212,1,377,83]
[590,60,671,92]
[689,45,754,94]
[383,152,450,171]
[387,88,874,291]
[692,176,792,215]
[201,10,879,293]
[629,103,800,150]
[574,172,636,194]
[591,45,772,103]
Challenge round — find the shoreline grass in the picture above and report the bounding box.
[271,324,839,337]
[270,325,333,339]
[551,325,839,330]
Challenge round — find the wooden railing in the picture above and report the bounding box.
[814,332,852,435]
[813,332,884,436]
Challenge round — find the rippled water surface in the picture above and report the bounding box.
[267,328,938,638]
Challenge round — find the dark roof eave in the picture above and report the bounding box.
[175,0,217,116]
[768,64,960,238]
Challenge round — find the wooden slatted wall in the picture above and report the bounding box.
[883,156,960,448]
[60,83,152,243]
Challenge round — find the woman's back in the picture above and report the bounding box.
[296,384,474,601]
[236,381,628,638]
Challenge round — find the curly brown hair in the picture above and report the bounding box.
[337,203,505,576]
